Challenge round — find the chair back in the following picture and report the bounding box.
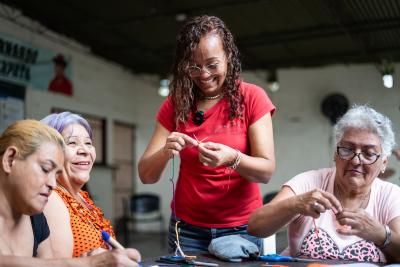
[263,191,278,205]
[130,193,160,214]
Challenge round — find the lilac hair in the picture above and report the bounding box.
[41,111,93,140]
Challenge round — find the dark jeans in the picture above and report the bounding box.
[168,215,262,253]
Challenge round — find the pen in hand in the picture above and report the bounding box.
[101,230,125,249]
[102,230,143,266]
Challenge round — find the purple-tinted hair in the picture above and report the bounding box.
[41,111,93,139]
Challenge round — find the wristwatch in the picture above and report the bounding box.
[377,225,391,249]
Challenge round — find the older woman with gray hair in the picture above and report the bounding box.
[249,105,400,262]
[0,120,140,267]
[41,112,122,258]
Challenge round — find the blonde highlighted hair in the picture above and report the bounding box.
[0,120,65,159]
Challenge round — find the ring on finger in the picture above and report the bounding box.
[312,201,319,211]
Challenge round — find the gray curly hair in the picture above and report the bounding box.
[333,105,395,158]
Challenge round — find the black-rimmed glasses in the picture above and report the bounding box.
[336,146,381,165]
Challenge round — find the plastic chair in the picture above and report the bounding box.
[117,193,165,247]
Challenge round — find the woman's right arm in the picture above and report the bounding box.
[248,186,299,237]
[248,186,342,237]
[138,122,197,184]
[0,248,141,267]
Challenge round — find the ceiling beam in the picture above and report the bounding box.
[246,46,400,69]
[236,17,400,48]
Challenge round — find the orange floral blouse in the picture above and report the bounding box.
[54,187,115,257]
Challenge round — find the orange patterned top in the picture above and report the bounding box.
[54,187,115,257]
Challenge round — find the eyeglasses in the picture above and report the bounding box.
[188,63,221,77]
[336,146,381,165]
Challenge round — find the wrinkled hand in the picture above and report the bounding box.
[198,142,237,168]
[90,248,141,267]
[163,132,198,157]
[335,209,386,243]
[296,189,342,219]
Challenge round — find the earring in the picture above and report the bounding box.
[381,170,385,174]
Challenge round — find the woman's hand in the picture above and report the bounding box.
[296,189,342,218]
[139,123,199,184]
[335,209,386,244]
[80,248,107,257]
[163,132,198,157]
[197,142,237,167]
[89,248,141,267]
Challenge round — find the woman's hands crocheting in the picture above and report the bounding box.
[198,142,238,168]
[295,189,342,218]
[335,209,386,244]
[163,132,198,157]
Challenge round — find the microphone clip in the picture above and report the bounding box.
[192,110,204,125]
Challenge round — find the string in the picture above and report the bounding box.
[313,218,323,258]
[169,155,195,259]
[223,168,231,191]
[171,133,233,255]
[193,133,208,144]
[170,156,177,222]
[194,133,231,191]
[312,185,371,259]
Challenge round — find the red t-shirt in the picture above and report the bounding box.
[49,75,73,96]
[157,81,276,228]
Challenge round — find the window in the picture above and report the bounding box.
[113,121,135,219]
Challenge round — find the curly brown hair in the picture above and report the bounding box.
[170,15,243,127]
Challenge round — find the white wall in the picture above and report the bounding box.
[243,65,400,198]
[1,5,399,230]
[0,5,165,224]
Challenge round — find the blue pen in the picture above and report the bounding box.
[258,254,294,262]
[258,254,316,263]
[101,230,125,249]
[102,231,143,266]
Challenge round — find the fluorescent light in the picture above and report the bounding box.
[267,81,279,92]
[267,69,279,92]
[158,79,170,97]
[382,74,393,88]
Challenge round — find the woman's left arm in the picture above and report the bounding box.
[235,113,275,183]
[42,192,74,257]
[198,113,275,183]
[380,216,400,262]
[336,212,400,262]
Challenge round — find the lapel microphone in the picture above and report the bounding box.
[192,110,205,125]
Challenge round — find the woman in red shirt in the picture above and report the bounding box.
[139,15,276,252]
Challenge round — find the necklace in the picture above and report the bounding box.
[58,184,102,221]
[56,184,104,239]
[202,93,222,100]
